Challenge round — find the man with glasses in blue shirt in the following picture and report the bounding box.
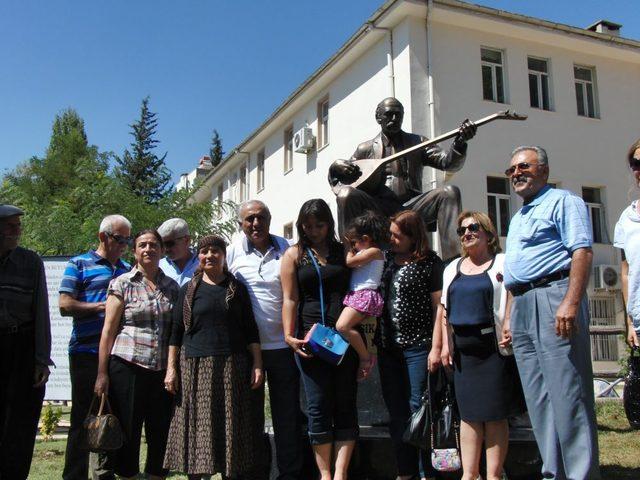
[502,146,601,480]
[158,218,199,286]
[60,214,131,480]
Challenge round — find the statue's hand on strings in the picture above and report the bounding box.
[332,159,362,184]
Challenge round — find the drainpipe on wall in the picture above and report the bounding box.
[366,22,395,97]
[425,0,441,253]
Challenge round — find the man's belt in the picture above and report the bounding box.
[508,269,571,297]
[0,322,34,335]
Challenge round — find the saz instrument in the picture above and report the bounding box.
[333,110,527,193]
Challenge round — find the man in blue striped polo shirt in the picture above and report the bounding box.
[59,215,131,480]
[503,146,600,480]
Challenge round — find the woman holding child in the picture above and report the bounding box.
[281,198,357,480]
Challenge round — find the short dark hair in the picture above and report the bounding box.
[133,229,163,249]
[390,210,430,261]
[344,210,390,247]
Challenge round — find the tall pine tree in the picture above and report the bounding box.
[116,96,171,203]
[209,129,224,167]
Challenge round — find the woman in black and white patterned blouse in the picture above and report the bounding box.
[376,210,444,480]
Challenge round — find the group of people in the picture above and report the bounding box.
[3,138,640,480]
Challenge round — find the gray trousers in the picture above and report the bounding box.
[336,184,462,260]
[510,278,601,480]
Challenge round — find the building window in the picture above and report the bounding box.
[257,149,265,192]
[283,222,293,240]
[215,184,224,219]
[284,126,293,173]
[317,96,329,149]
[582,187,606,243]
[574,65,598,118]
[487,177,511,236]
[239,163,248,202]
[481,48,505,103]
[528,57,551,111]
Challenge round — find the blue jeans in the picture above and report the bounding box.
[296,348,359,445]
[378,343,434,478]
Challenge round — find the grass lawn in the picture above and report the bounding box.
[30,401,639,479]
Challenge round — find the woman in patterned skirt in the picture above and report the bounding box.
[163,235,264,480]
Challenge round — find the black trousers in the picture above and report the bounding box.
[0,328,45,480]
[108,356,171,478]
[255,348,304,480]
[63,353,114,480]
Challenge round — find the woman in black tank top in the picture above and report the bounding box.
[281,199,356,480]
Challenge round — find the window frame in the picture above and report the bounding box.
[283,222,294,240]
[527,56,552,111]
[256,148,265,193]
[574,65,599,119]
[284,125,294,174]
[486,176,511,237]
[480,47,507,104]
[582,186,607,244]
[317,96,330,150]
[239,161,249,202]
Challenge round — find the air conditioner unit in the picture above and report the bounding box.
[593,264,621,290]
[294,127,315,153]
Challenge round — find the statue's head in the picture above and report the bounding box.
[375,97,404,136]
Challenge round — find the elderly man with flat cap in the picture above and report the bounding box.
[0,204,52,480]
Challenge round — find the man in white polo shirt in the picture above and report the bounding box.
[227,200,302,480]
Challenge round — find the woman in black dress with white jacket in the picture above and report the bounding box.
[440,211,523,480]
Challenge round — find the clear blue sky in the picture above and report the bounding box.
[1,0,638,182]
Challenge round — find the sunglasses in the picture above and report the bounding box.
[164,236,185,248]
[456,223,481,236]
[106,233,132,246]
[504,161,541,177]
[630,158,640,172]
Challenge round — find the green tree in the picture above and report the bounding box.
[209,129,224,167]
[116,96,171,203]
[1,109,236,257]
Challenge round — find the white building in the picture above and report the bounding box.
[187,0,640,374]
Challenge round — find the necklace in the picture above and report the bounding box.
[461,256,493,275]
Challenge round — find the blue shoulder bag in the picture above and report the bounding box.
[303,248,349,365]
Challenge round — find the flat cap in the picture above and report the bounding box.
[0,204,24,218]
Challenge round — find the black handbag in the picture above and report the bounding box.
[82,394,123,452]
[623,346,640,429]
[429,369,462,472]
[402,388,430,449]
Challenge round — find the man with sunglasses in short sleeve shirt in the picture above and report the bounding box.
[502,146,601,480]
[59,215,131,480]
[157,218,199,286]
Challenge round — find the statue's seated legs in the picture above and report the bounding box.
[336,186,403,238]
[406,184,462,261]
[336,184,462,261]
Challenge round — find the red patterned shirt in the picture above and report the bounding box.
[108,267,179,370]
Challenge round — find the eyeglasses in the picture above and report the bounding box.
[504,161,541,177]
[164,236,185,248]
[106,233,132,246]
[456,223,481,236]
[629,158,640,172]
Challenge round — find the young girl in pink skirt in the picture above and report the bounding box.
[336,211,388,380]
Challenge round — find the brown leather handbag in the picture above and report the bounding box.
[82,394,123,452]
